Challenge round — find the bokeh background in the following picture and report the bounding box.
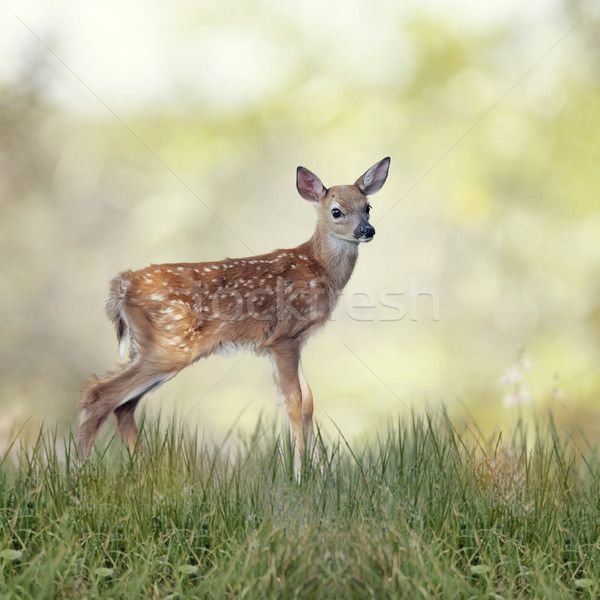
[1,0,599,452]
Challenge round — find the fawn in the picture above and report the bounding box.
[78,157,390,471]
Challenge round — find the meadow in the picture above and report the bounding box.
[2,3,599,598]
[1,414,599,599]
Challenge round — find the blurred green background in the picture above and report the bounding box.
[1,0,599,452]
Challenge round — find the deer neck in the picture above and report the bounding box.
[309,228,359,291]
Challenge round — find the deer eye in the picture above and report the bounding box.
[331,208,342,219]
[365,204,371,214]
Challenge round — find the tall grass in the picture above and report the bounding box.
[0,414,599,599]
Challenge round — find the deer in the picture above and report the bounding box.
[78,157,390,474]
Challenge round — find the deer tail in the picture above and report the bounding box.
[106,273,132,360]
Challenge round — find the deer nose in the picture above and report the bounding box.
[359,224,375,238]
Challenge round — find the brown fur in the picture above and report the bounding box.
[78,158,390,474]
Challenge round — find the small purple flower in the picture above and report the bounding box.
[503,385,532,408]
[499,364,522,386]
[519,355,532,370]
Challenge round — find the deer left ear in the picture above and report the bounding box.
[354,157,391,196]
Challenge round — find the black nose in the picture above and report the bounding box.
[360,224,375,238]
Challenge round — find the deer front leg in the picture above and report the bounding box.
[271,344,304,477]
[298,357,320,465]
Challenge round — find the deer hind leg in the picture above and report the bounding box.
[113,397,143,456]
[271,344,304,477]
[78,361,172,460]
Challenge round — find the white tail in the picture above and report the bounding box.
[78,158,391,472]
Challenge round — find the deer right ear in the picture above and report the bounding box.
[296,167,326,203]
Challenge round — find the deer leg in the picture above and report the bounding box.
[298,357,319,464]
[298,358,314,442]
[78,361,171,460]
[271,344,303,477]
[113,397,143,456]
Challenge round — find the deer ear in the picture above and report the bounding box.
[297,166,326,203]
[354,157,391,196]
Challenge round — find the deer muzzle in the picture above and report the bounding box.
[354,223,376,242]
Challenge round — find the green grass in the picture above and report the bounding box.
[1,414,599,599]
